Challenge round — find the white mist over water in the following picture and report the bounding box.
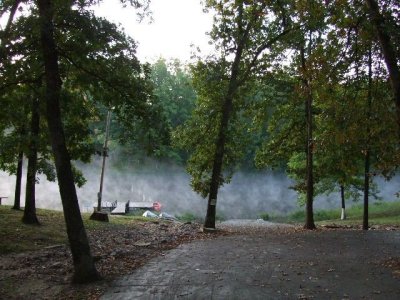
[1,158,399,218]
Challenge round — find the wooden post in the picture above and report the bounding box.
[90,110,112,222]
[97,110,112,212]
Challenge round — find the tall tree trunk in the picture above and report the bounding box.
[204,20,247,230]
[304,90,315,229]
[97,110,112,211]
[301,46,316,230]
[36,0,100,283]
[12,151,23,210]
[204,93,233,229]
[0,0,21,63]
[365,0,400,136]
[363,47,373,231]
[340,184,346,220]
[22,98,40,225]
[363,150,370,230]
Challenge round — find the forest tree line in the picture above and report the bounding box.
[1,0,399,283]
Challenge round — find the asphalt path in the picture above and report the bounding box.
[101,226,400,299]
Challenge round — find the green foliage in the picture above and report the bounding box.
[277,201,400,225]
[173,60,230,196]
[151,59,197,129]
[175,211,226,223]
[258,212,270,221]
[114,58,197,164]
[0,1,157,186]
[176,212,203,223]
[174,0,299,198]
[1,0,399,229]
[254,0,399,208]
[216,212,226,222]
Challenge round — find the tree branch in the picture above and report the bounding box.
[240,25,300,85]
[0,0,22,63]
[58,50,135,101]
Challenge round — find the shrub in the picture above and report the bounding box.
[176,212,202,223]
[259,212,270,221]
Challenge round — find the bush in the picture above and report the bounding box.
[314,210,337,221]
[289,210,305,222]
[288,209,338,222]
[176,212,202,223]
[258,212,270,221]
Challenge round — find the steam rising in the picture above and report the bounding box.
[1,158,399,219]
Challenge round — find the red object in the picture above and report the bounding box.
[153,201,162,211]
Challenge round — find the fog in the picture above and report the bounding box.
[1,157,399,219]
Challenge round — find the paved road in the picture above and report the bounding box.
[101,229,400,299]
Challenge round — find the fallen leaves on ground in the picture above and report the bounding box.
[382,257,400,278]
[0,220,223,300]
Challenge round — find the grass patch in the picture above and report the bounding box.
[176,212,203,223]
[272,201,400,226]
[0,206,68,254]
[175,212,225,223]
[0,205,153,255]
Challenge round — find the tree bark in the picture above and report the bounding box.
[12,151,23,210]
[0,0,22,63]
[203,5,250,230]
[301,46,316,230]
[363,46,373,231]
[363,150,370,230]
[97,110,112,211]
[36,0,100,283]
[365,0,400,135]
[340,184,346,220]
[304,91,315,229]
[22,97,40,225]
[204,90,234,229]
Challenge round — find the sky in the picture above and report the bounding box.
[92,0,215,63]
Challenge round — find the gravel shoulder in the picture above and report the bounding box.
[218,219,294,231]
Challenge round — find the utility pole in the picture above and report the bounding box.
[91,110,112,222]
[97,110,112,211]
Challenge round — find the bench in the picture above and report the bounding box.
[0,196,8,205]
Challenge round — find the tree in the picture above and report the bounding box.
[176,0,295,229]
[13,151,23,210]
[1,0,154,214]
[1,2,88,223]
[364,0,400,135]
[300,43,316,230]
[151,58,196,129]
[0,0,153,282]
[321,0,399,228]
[36,0,100,282]
[257,0,328,229]
[113,58,197,166]
[35,0,152,282]
[0,90,29,211]
[22,95,41,225]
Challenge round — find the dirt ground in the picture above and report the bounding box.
[0,220,219,299]
[1,221,400,299]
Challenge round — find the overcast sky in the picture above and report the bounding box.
[93,0,214,63]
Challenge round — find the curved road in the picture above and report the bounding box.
[101,226,400,299]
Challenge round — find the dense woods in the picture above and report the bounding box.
[1,0,399,282]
